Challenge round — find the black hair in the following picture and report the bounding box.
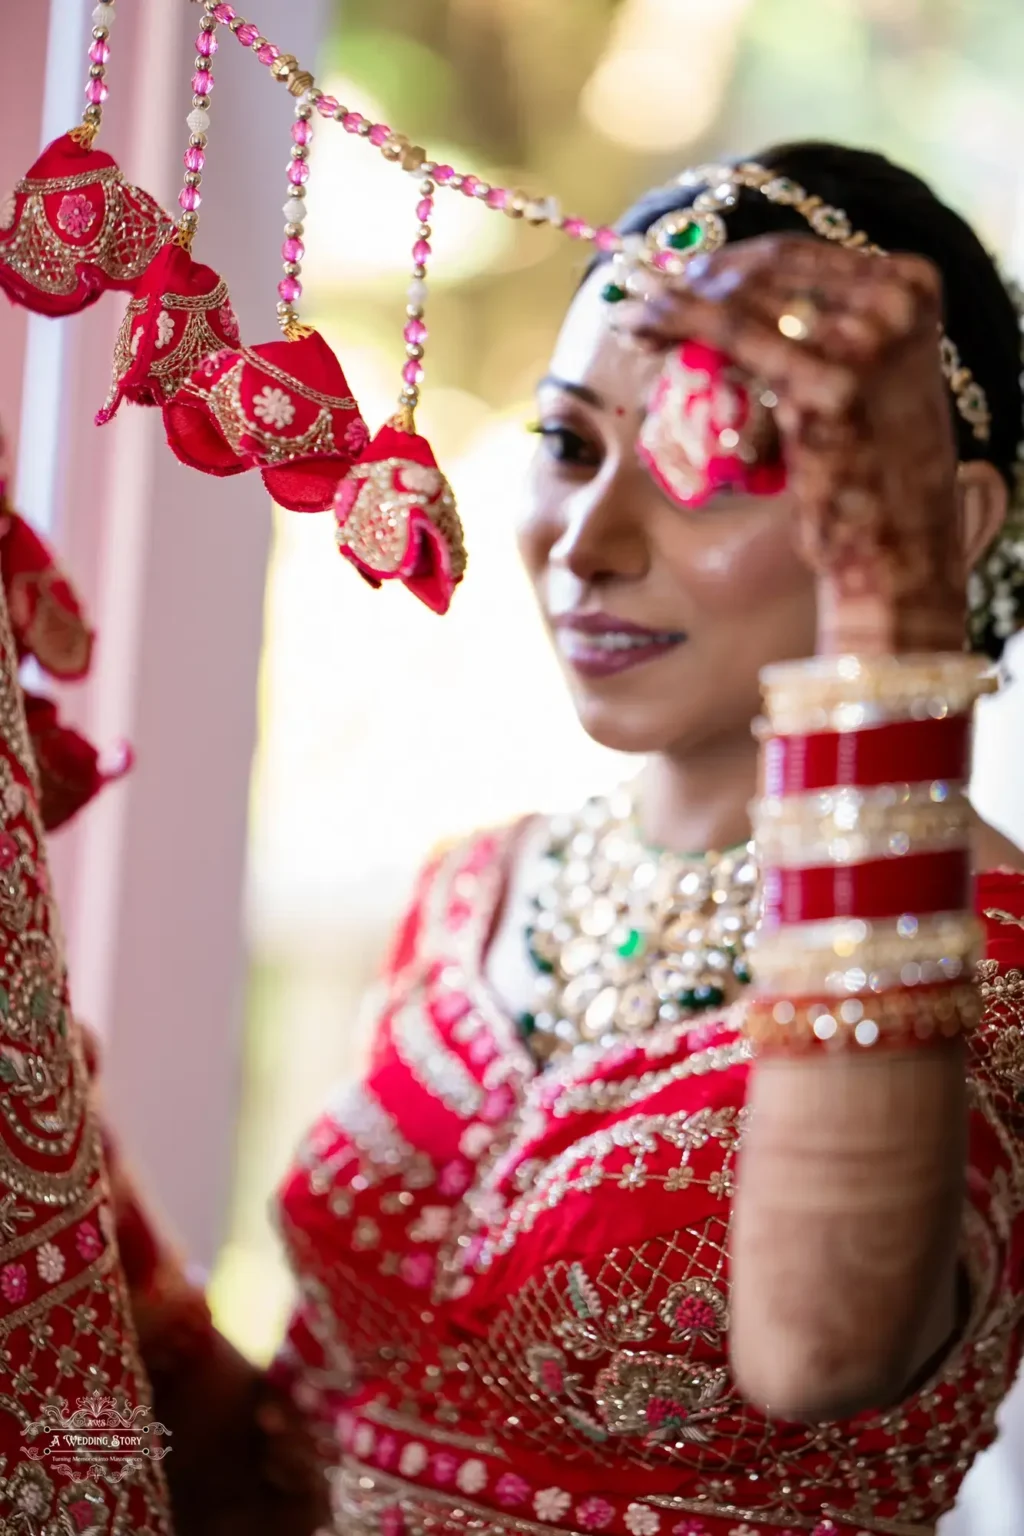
[597,141,1024,658]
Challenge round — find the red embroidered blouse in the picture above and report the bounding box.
[273,828,1024,1536]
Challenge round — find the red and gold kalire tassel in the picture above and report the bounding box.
[334,173,466,614]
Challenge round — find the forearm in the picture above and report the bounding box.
[732,1048,965,1418]
[731,651,985,1419]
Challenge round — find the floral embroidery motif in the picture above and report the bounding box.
[398,1442,427,1477]
[35,1240,65,1283]
[594,1353,728,1445]
[495,1474,530,1508]
[218,302,240,345]
[577,1497,616,1530]
[455,1458,488,1494]
[526,1344,581,1401]
[155,308,174,348]
[659,1278,728,1343]
[345,417,370,457]
[56,193,96,238]
[0,1261,27,1302]
[252,384,296,431]
[534,1487,572,1523]
[625,1505,661,1536]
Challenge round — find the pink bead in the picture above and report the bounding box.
[196,31,218,56]
[342,112,364,134]
[184,146,206,172]
[278,276,302,304]
[89,38,111,64]
[287,159,310,185]
[316,95,339,118]
[368,123,391,147]
[212,3,236,20]
[257,42,280,65]
[563,217,587,239]
[594,225,620,252]
[178,186,202,212]
[404,319,427,345]
[416,198,434,222]
[652,250,675,271]
[461,175,480,198]
[402,360,424,387]
[85,78,109,105]
[282,236,305,262]
[291,119,312,145]
[235,23,259,46]
[412,239,431,263]
[433,165,454,184]
[192,70,213,95]
[486,187,508,210]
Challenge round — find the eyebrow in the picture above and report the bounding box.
[537,374,606,410]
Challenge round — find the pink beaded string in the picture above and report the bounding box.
[76,0,117,146]
[395,176,436,428]
[198,3,626,264]
[277,97,314,338]
[177,2,220,249]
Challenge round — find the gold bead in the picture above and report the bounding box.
[504,189,528,219]
[287,69,315,98]
[381,133,409,162]
[269,52,296,79]
[401,143,427,173]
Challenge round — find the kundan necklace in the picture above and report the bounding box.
[521,787,760,1063]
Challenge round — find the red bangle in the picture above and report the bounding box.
[762,714,971,796]
[762,847,971,927]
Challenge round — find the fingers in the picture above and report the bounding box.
[610,235,944,415]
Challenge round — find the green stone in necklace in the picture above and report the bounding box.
[521,788,760,1063]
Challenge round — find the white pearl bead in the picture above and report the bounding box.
[283,197,306,225]
[92,2,115,27]
[539,195,562,225]
[407,278,428,306]
[187,107,211,135]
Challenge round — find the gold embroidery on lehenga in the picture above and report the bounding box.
[390,997,485,1119]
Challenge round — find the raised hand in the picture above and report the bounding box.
[618,234,964,656]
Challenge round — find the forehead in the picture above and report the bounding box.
[545,269,663,408]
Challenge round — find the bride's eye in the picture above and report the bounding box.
[528,422,601,468]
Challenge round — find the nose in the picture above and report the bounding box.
[548,461,649,585]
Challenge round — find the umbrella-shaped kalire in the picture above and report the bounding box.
[334,176,467,614]
[0,4,170,317]
[159,78,369,511]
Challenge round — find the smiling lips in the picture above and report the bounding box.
[553,611,687,678]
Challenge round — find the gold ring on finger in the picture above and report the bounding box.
[777,296,820,343]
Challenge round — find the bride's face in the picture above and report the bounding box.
[518,269,818,757]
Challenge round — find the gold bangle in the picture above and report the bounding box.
[749,911,982,994]
[752,781,972,867]
[759,653,996,736]
[744,980,981,1053]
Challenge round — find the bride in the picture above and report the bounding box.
[99,140,1024,1536]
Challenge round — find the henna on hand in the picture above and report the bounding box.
[618,236,965,655]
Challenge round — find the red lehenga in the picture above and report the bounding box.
[272,828,1024,1536]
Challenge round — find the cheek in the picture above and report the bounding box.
[659,500,813,618]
